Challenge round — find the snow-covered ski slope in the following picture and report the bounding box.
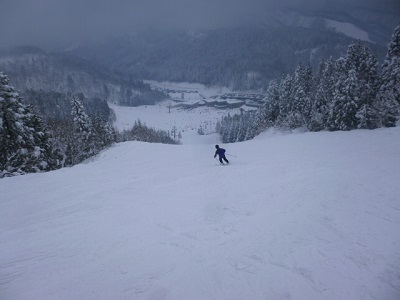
[1,125,400,300]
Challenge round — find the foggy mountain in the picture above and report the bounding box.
[1,0,399,48]
[0,46,166,106]
[60,5,397,90]
[67,28,384,91]
[0,1,398,92]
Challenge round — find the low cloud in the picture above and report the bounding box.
[0,0,398,49]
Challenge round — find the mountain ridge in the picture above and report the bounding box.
[0,46,167,106]
[67,25,386,90]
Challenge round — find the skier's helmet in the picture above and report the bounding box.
[215,145,219,149]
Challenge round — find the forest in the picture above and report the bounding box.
[217,25,400,143]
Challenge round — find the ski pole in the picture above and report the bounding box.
[226,154,237,157]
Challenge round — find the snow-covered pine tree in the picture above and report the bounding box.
[244,108,261,140]
[67,94,96,165]
[276,74,294,128]
[0,72,59,177]
[378,24,400,126]
[238,79,281,138]
[137,120,152,141]
[118,120,176,144]
[245,111,260,142]
[288,65,313,129]
[228,117,239,143]
[356,102,380,129]
[377,92,399,127]
[91,113,116,151]
[257,80,280,130]
[345,41,380,129]
[71,94,92,138]
[309,58,336,131]
[235,114,247,142]
[330,68,360,130]
[25,110,63,171]
[219,114,231,143]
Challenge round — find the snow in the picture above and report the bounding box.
[14,121,23,130]
[111,81,261,142]
[110,102,238,143]
[1,102,400,299]
[325,19,372,43]
[32,146,41,158]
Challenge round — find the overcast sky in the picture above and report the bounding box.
[0,0,398,49]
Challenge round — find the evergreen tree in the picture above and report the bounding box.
[345,41,380,129]
[243,111,259,141]
[244,80,281,139]
[228,118,238,143]
[220,114,232,143]
[356,102,380,129]
[214,24,400,142]
[246,108,263,140]
[91,113,116,151]
[258,80,280,130]
[119,120,177,144]
[310,58,336,131]
[235,114,247,142]
[0,73,60,177]
[378,24,400,126]
[66,94,95,165]
[71,94,93,138]
[330,69,360,130]
[288,65,313,129]
[376,92,399,127]
[25,111,63,171]
[277,74,294,128]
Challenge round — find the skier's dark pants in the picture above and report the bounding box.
[219,155,229,164]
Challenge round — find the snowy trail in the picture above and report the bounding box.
[1,128,400,299]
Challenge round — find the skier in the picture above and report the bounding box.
[214,145,229,165]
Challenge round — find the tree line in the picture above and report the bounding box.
[0,76,177,178]
[217,25,400,143]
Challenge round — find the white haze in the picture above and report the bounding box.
[0,0,399,48]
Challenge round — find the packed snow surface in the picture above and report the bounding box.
[1,112,400,299]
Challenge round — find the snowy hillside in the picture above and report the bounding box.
[1,123,400,299]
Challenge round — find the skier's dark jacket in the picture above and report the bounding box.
[215,148,226,157]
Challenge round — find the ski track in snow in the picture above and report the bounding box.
[1,101,400,300]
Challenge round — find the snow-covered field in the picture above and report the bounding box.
[113,81,260,143]
[111,96,240,145]
[111,102,230,143]
[1,100,400,299]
